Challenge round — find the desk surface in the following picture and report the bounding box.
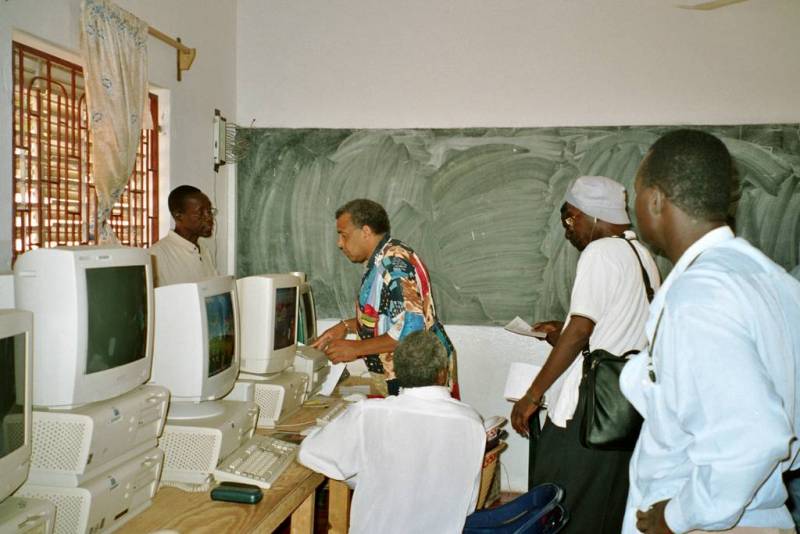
[117,400,341,534]
[118,465,324,534]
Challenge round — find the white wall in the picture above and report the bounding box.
[237,0,800,128]
[239,0,800,492]
[0,0,238,273]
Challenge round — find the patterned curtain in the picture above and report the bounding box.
[80,0,149,244]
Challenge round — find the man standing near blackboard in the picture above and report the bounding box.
[312,198,458,398]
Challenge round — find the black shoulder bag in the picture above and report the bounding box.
[577,238,654,451]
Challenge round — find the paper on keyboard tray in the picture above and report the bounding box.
[319,362,347,397]
[504,316,547,339]
[504,362,542,402]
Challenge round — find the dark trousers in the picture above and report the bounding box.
[528,402,632,534]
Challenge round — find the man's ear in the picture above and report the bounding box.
[360,224,374,238]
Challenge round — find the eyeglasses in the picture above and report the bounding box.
[199,207,218,218]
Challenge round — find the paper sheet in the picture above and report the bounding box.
[504,316,547,339]
[319,362,347,396]
[504,362,542,402]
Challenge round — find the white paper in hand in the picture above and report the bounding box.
[504,362,542,402]
[504,316,547,339]
[319,362,347,397]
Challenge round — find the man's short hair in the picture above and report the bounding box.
[335,199,390,235]
[168,185,203,216]
[639,129,734,221]
[393,330,447,389]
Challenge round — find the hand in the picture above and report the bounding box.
[533,320,564,347]
[311,321,348,350]
[635,500,673,534]
[321,339,361,364]
[510,393,542,438]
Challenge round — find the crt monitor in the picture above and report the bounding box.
[297,281,318,344]
[236,274,300,375]
[14,247,154,408]
[150,275,239,408]
[0,310,32,503]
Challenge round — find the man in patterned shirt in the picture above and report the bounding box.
[313,198,458,397]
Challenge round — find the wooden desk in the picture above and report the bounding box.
[120,381,371,534]
[118,464,324,533]
[118,404,332,534]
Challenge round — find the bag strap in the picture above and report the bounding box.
[620,236,655,303]
[582,235,654,358]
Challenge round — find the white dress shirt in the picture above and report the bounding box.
[549,231,660,427]
[298,386,486,534]
[621,226,800,533]
[148,230,217,287]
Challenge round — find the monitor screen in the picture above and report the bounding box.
[150,276,240,403]
[0,333,25,461]
[86,266,148,374]
[13,246,154,408]
[236,274,300,375]
[273,287,297,351]
[206,292,236,377]
[297,284,317,344]
[0,310,32,503]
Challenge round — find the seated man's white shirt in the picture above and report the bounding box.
[298,386,485,534]
[620,227,800,533]
[549,231,660,427]
[149,230,217,287]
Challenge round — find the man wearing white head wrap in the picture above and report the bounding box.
[511,175,660,534]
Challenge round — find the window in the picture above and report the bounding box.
[11,41,159,261]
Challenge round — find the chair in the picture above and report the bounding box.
[477,415,510,509]
[464,483,568,534]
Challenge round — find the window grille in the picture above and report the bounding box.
[11,41,159,261]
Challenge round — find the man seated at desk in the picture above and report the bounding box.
[149,185,218,287]
[298,330,486,534]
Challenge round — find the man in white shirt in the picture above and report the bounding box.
[298,330,485,534]
[510,175,660,533]
[149,185,217,287]
[621,129,800,534]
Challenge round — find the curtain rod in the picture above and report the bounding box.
[147,26,196,82]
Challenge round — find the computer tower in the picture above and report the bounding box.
[229,372,307,428]
[293,345,331,397]
[158,400,258,486]
[0,497,56,534]
[27,385,170,487]
[17,447,163,534]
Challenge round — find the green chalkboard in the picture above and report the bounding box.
[236,126,800,325]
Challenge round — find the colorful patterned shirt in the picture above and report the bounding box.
[356,235,458,397]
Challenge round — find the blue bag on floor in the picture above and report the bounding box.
[463,482,568,534]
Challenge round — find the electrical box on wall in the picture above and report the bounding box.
[213,109,227,172]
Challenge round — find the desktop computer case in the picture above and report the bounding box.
[293,346,331,397]
[0,497,56,534]
[158,400,258,485]
[17,447,164,534]
[231,372,308,428]
[27,386,170,487]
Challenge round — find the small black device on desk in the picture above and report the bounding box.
[210,481,264,504]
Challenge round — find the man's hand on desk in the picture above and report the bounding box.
[321,339,361,363]
[312,322,348,351]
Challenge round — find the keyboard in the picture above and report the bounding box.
[315,401,350,427]
[214,434,299,489]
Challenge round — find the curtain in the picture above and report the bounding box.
[81,0,149,244]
